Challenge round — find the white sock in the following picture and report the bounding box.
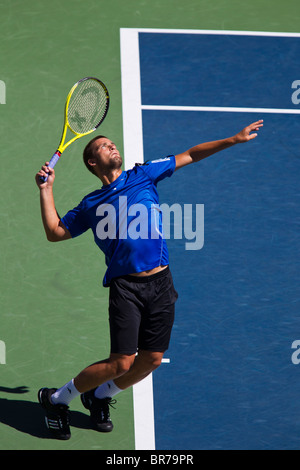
[94,380,123,399]
[51,379,80,406]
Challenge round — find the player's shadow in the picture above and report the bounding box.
[0,386,90,439]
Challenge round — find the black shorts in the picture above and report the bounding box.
[109,266,178,355]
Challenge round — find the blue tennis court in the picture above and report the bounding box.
[121,29,300,450]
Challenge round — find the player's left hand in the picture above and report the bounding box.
[234,120,264,143]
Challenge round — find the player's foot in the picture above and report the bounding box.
[38,387,71,440]
[81,389,116,432]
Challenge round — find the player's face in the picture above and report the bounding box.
[93,138,123,170]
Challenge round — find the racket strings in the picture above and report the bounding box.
[68,79,108,134]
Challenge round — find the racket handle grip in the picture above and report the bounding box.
[39,151,61,182]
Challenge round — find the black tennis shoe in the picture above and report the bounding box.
[38,387,71,440]
[81,389,116,432]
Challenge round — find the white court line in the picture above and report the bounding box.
[121,27,157,451]
[132,358,171,450]
[121,27,300,37]
[142,105,300,115]
[132,374,155,450]
[120,26,300,452]
[120,29,144,170]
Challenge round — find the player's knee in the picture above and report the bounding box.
[140,351,163,371]
[110,354,135,376]
[150,355,163,370]
[117,361,131,376]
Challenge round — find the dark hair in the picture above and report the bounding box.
[83,135,107,175]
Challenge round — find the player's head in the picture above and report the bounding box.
[83,135,122,176]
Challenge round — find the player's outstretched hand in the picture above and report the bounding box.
[234,120,264,143]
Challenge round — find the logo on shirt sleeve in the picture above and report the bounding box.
[150,157,171,164]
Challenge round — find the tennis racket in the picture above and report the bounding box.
[40,77,109,182]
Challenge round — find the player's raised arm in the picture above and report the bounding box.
[35,163,71,242]
[174,120,263,171]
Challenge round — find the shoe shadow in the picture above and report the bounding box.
[0,394,91,439]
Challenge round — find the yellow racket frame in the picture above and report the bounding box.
[39,77,109,182]
[58,77,109,153]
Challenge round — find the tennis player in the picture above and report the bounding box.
[35,120,263,440]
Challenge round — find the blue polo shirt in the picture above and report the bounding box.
[61,156,176,286]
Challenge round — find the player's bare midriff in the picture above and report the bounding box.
[130,265,168,277]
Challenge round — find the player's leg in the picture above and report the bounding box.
[92,268,177,399]
[80,350,164,432]
[38,353,136,439]
[73,353,136,393]
[80,278,142,431]
[113,350,164,389]
[81,270,177,433]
